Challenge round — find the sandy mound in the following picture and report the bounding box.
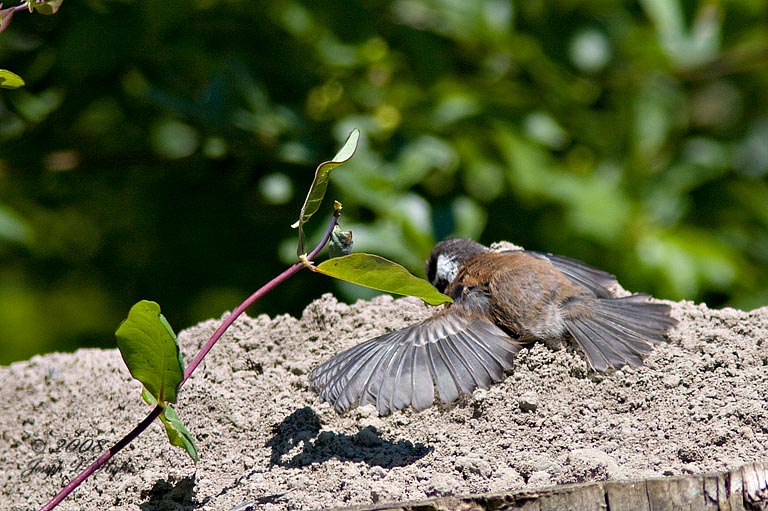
[1,290,767,510]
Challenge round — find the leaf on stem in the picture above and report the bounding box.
[159,405,199,462]
[30,0,64,15]
[115,300,185,405]
[315,253,453,306]
[0,70,25,89]
[292,128,359,256]
[142,389,199,462]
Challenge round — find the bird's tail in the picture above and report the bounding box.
[564,295,677,372]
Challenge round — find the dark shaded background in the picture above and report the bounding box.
[1,0,767,364]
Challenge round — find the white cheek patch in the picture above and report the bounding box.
[436,254,459,284]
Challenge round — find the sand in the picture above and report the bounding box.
[1,276,767,510]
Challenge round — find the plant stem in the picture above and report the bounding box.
[39,211,340,511]
[0,2,46,34]
[39,406,163,511]
[180,211,339,385]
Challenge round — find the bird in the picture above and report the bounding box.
[308,238,677,416]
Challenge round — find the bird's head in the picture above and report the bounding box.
[425,238,489,294]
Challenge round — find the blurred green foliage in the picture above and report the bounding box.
[1,0,767,364]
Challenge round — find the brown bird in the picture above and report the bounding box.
[309,238,677,415]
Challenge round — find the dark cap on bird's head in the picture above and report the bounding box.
[426,238,489,293]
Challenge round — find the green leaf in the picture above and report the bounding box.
[292,128,359,256]
[31,0,64,15]
[141,386,156,406]
[141,388,198,461]
[115,300,185,405]
[0,70,25,90]
[315,253,453,306]
[159,404,199,462]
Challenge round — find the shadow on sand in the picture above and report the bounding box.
[266,407,432,469]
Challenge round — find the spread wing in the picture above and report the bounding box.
[308,309,523,415]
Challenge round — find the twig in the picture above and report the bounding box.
[39,210,341,511]
[0,2,44,34]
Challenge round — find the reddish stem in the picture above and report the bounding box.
[180,213,338,384]
[39,212,340,511]
[0,2,46,34]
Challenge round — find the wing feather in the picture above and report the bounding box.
[309,309,523,415]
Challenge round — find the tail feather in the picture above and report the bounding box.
[564,296,676,372]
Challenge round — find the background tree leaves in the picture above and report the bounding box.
[2,0,768,363]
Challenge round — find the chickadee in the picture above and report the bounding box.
[309,238,677,415]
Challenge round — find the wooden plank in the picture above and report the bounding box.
[702,472,726,511]
[334,464,768,511]
[680,474,706,511]
[647,478,680,511]
[742,463,768,510]
[536,482,605,511]
[605,480,650,511]
[474,492,540,511]
[728,464,746,511]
